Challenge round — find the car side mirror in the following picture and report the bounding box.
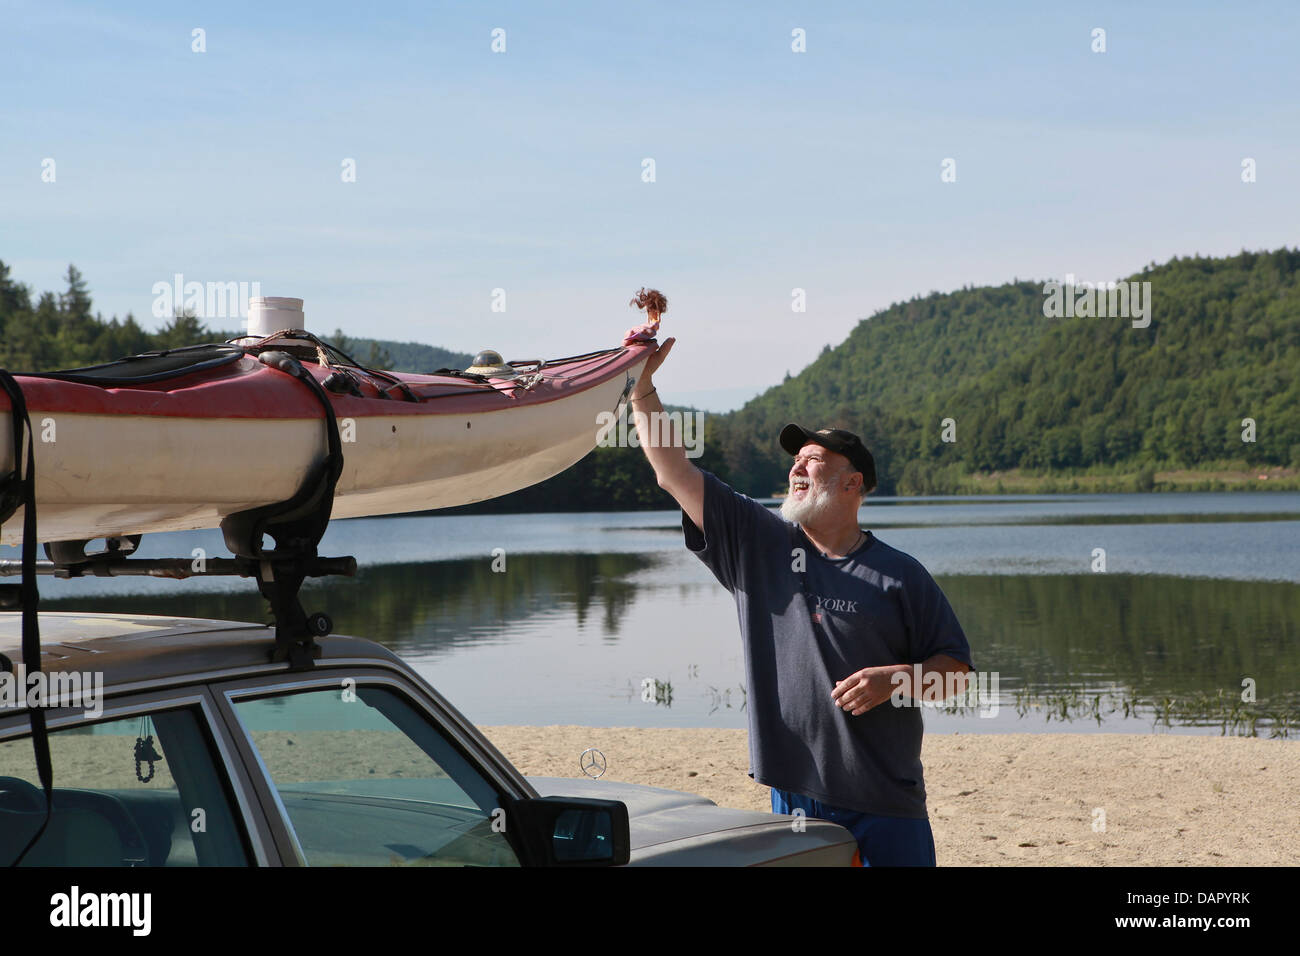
[508,796,630,866]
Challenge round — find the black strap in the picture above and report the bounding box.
[0,369,52,866]
[220,350,343,559]
[219,351,346,667]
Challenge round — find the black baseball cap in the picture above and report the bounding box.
[779,423,877,493]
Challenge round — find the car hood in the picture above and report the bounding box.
[527,776,856,866]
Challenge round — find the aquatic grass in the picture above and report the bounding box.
[705,683,746,716]
[1008,687,1296,737]
[642,677,673,707]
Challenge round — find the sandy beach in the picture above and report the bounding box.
[482,726,1300,866]
[7,724,1293,866]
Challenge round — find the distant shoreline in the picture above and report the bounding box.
[390,471,1300,517]
[955,465,1300,495]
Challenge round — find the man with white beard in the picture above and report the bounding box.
[628,336,974,866]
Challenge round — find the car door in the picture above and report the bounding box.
[210,668,531,867]
[0,686,272,867]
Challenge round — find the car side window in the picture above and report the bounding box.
[0,708,250,866]
[231,685,520,867]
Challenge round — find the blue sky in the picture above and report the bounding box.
[3,0,1297,409]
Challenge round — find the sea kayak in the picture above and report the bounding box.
[0,323,650,545]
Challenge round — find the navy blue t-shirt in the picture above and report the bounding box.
[683,471,974,817]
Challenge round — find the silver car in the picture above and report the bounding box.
[0,612,858,867]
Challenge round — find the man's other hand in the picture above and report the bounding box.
[831,665,901,716]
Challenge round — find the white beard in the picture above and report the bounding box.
[780,481,839,526]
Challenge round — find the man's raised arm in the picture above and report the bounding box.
[628,337,705,531]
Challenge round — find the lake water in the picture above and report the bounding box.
[20,493,1300,737]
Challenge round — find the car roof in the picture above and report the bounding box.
[0,611,406,696]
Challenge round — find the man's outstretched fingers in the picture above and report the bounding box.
[645,336,676,377]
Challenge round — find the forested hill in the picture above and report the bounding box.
[379,340,474,373]
[326,333,473,373]
[709,248,1300,495]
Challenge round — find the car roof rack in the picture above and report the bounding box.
[0,346,355,670]
[0,548,356,650]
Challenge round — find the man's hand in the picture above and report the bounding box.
[832,655,972,716]
[634,336,675,394]
[831,665,903,716]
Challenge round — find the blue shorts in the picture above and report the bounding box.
[771,789,936,867]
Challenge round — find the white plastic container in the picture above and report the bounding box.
[247,297,306,337]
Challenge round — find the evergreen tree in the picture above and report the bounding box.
[153,310,212,350]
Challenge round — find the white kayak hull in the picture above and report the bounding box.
[0,345,649,545]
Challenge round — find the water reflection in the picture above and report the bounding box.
[41,552,655,655]
[39,548,1300,735]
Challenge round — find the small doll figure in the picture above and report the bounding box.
[624,287,667,345]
